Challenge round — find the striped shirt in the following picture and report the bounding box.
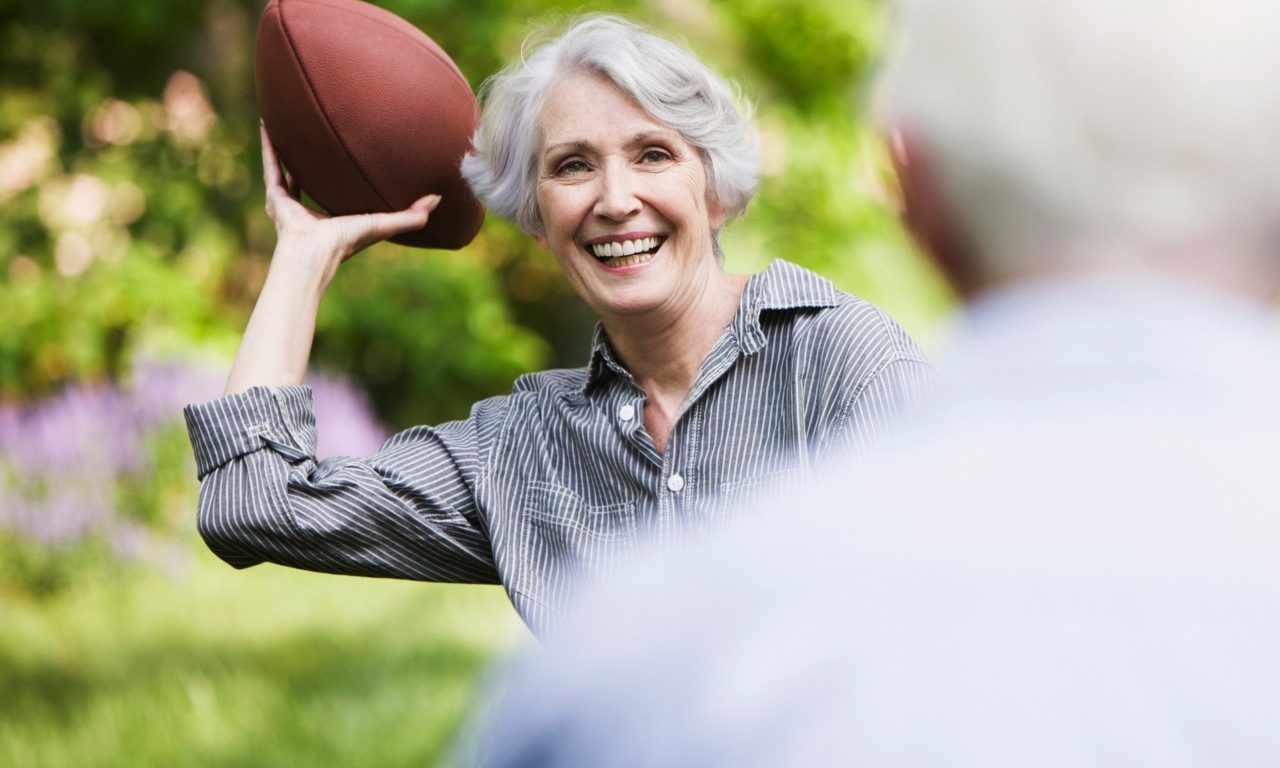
[184,260,932,634]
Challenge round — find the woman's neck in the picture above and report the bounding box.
[604,269,749,410]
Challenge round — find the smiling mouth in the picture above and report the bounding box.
[587,236,665,268]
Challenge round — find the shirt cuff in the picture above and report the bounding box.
[183,385,318,479]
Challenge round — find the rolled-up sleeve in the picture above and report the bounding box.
[183,385,502,584]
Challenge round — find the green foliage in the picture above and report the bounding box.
[722,0,881,113]
[0,531,105,599]
[727,115,952,337]
[0,3,258,396]
[315,247,550,428]
[0,552,522,767]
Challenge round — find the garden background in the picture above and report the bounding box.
[0,0,951,764]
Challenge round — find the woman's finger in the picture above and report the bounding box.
[347,195,441,252]
[260,123,284,191]
[282,166,301,199]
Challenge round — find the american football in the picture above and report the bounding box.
[254,0,484,249]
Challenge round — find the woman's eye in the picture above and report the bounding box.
[640,148,672,163]
[555,159,589,175]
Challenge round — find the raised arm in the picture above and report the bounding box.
[183,127,502,585]
[225,125,441,395]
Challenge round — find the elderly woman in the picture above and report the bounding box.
[185,15,930,634]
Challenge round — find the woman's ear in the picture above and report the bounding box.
[532,225,549,250]
[709,203,728,232]
[708,195,728,232]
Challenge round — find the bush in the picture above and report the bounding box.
[0,360,390,598]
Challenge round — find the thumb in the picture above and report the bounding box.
[354,195,442,245]
[410,194,443,213]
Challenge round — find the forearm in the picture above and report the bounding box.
[226,124,438,396]
[225,238,339,395]
[183,385,503,583]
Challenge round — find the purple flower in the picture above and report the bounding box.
[306,371,389,458]
[0,360,387,580]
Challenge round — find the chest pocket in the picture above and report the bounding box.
[516,481,638,611]
[714,468,806,527]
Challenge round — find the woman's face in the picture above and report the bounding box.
[534,70,726,321]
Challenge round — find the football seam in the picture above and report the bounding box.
[289,0,471,93]
[276,0,397,213]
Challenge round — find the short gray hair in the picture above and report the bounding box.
[461,14,759,236]
[877,0,1280,282]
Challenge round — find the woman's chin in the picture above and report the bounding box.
[591,284,670,319]
[581,260,665,311]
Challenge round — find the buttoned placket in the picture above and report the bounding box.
[603,377,698,542]
[611,381,661,467]
[656,398,709,542]
[661,327,753,539]
[588,289,775,541]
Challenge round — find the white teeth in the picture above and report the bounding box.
[590,236,662,259]
[605,251,656,268]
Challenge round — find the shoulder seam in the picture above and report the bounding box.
[833,355,933,433]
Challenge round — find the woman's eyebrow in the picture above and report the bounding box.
[543,130,681,158]
[625,130,679,147]
[542,140,592,158]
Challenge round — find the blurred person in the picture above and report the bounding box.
[470,0,1280,762]
[183,15,929,637]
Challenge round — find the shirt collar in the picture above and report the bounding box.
[583,260,841,393]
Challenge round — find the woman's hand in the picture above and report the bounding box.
[221,127,442,396]
[261,123,440,266]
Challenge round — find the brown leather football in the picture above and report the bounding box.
[255,0,484,249]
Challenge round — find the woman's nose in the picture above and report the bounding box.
[592,163,641,221]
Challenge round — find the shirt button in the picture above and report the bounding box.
[618,403,635,422]
[666,473,685,492]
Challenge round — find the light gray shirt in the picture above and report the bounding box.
[474,273,1280,763]
[184,260,931,633]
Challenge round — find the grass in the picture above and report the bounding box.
[0,545,527,768]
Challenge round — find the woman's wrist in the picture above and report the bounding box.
[224,243,331,396]
[270,233,345,296]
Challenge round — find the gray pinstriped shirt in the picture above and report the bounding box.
[184,260,932,634]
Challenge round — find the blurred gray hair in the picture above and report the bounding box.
[461,14,759,236]
[876,0,1280,283]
